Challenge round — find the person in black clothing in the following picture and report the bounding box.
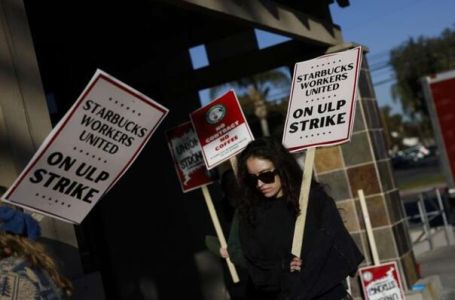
[220,137,364,300]
[220,169,240,228]
[218,168,249,300]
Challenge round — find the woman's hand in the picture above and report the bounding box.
[219,247,229,259]
[290,256,302,272]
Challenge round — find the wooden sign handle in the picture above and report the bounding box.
[201,185,240,283]
[358,189,380,266]
[291,147,316,257]
[229,156,238,177]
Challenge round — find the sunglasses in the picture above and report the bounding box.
[246,170,278,186]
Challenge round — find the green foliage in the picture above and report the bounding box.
[208,67,292,137]
[390,26,455,120]
[208,67,291,102]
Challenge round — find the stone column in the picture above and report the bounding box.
[313,44,419,296]
[0,0,83,279]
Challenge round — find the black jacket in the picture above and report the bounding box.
[238,186,364,300]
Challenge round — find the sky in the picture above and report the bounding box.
[330,0,455,114]
[190,0,455,110]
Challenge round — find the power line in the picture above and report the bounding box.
[370,63,392,72]
[372,68,393,76]
[367,50,390,61]
[373,78,396,86]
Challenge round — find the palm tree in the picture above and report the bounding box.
[208,66,291,137]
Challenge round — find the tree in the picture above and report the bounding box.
[389,26,455,142]
[380,105,410,151]
[380,104,432,153]
[209,67,291,104]
[208,67,291,137]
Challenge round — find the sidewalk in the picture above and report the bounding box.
[412,226,455,300]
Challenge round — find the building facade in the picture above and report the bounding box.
[0,0,417,298]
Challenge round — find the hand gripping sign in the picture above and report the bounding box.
[1,69,169,224]
[189,90,254,283]
[282,47,363,257]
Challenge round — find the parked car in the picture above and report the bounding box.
[405,145,430,161]
[391,145,431,169]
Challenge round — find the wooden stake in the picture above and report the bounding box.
[358,189,380,266]
[201,185,239,283]
[229,156,238,177]
[291,147,316,257]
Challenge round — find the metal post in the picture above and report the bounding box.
[418,193,433,250]
[435,188,452,245]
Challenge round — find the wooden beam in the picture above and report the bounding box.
[152,40,325,94]
[163,0,343,46]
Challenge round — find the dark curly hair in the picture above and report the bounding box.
[237,137,309,224]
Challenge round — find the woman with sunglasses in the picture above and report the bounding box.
[221,137,363,300]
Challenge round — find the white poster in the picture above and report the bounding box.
[166,121,216,193]
[1,69,168,224]
[283,46,362,152]
[359,262,405,300]
[190,90,254,169]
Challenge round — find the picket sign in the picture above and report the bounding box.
[358,189,405,300]
[165,122,216,193]
[189,90,255,283]
[165,120,239,282]
[190,90,254,170]
[284,46,363,257]
[1,69,169,224]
